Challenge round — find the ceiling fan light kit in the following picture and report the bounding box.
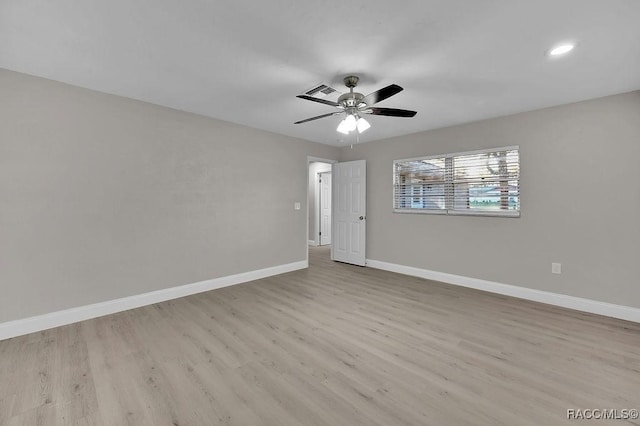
[337,113,369,135]
[294,75,417,135]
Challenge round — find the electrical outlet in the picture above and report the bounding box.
[294,202,301,210]
[552,263,562,274]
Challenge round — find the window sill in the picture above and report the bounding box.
[393,208,520,218]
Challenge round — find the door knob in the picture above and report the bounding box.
[359,216,364,220]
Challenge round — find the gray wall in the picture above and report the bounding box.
[341,91,640,308]
[2,67,638,325]
[0,69,339,323]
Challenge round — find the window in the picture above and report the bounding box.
[393,146,520,217]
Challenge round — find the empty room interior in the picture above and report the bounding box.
[2,1,640,425]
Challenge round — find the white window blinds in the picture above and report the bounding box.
[393,146,520,217]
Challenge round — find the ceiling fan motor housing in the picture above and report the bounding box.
[337,92,366,109]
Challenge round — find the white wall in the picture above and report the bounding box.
[0,69,340,323]
[341,91,640,309]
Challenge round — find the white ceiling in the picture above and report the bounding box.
[2,0,639,146]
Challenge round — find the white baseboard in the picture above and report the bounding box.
[308,240,317,246]
[366,259,640,324]
[0,260,308,341]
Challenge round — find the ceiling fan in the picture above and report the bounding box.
[294,75,417,135]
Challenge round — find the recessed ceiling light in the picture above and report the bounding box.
[549,43,575,57]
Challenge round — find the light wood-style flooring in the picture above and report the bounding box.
[1,246,640,425]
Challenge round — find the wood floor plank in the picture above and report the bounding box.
[1,246,640,425]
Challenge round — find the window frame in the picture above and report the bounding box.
[393,145,520,218]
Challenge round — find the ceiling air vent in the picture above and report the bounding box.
[303,83,341,101]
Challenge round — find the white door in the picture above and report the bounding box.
[319,172,332,246]
[331,160,366,266]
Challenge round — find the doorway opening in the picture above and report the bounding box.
[306,157,367,267]
[318,171,332,246]
[308,160,333,248]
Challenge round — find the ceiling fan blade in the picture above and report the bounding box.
[296,95,340,107]
[364,107,417,118]
[363,84,403,105]
[294,112,341,124]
